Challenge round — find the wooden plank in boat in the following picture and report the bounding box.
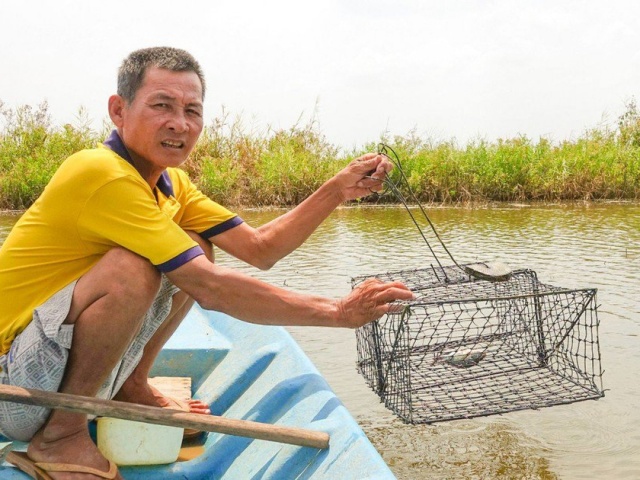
[148,376,192,401]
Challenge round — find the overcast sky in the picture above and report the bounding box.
[1,0,639,149]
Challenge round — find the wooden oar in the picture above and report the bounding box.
[0,384,330,450]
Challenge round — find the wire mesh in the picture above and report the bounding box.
[352,265,604,424]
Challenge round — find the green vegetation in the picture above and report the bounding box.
[0,101,103,209]
[1,100,639,209]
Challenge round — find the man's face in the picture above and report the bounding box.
[115,66,204,173]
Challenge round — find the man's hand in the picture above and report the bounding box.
[334,153,393,202]
[335,278,415,328]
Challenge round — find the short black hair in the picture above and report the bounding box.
[117,47,205,103]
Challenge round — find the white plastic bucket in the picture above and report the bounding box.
[97,417,184,465]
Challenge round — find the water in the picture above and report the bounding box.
[2,202,639,479]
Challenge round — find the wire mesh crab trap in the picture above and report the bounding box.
[352,266,604,424]
[352,144,604,424]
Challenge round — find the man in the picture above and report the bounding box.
[0,47,413,478]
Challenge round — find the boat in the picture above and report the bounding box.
[0,305,395,479]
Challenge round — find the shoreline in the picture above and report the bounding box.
[2,198,640,216]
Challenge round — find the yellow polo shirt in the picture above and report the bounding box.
[0,131,242,354]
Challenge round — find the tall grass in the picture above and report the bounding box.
[0,100,639,210]
[0,101,104,209]
[184,110,340,206]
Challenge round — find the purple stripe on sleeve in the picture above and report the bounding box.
[199,216,244,239]
[156,246,204,273]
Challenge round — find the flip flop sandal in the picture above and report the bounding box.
[6,451,118,479]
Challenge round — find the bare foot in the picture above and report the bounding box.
[113,379,211,414]
[162,395,212,415]
[26,425,122,480]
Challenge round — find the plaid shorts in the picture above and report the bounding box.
[0,276,180,441]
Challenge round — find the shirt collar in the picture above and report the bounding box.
[103,129,175,198]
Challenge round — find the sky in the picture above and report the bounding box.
[1,0,639,150]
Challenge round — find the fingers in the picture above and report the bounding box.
[352,155,391,193]
[368,283,414,317]
[357,278,410,291]
[354,152,378,163]
[337,152,395,201]
[352,153,392,177]
[355,177,384,193]
[374,284,415,304]
[358,279,414,309]
[369,156,393,179]
[369,281,414,320]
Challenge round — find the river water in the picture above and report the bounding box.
[1,202,639,479]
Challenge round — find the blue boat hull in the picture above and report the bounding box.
[0,306,394,479]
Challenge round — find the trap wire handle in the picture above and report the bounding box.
[373,144,513,283]
[381,178,446,271]
[376,143,464,272]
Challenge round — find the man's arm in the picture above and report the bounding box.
[166,255,413,328]
[210,153,391,270]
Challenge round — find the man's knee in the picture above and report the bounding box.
[91,247,161,301]
[66,247,161,326]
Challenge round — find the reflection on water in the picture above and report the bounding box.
[363,420,558,479]
[2,202,639,479]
